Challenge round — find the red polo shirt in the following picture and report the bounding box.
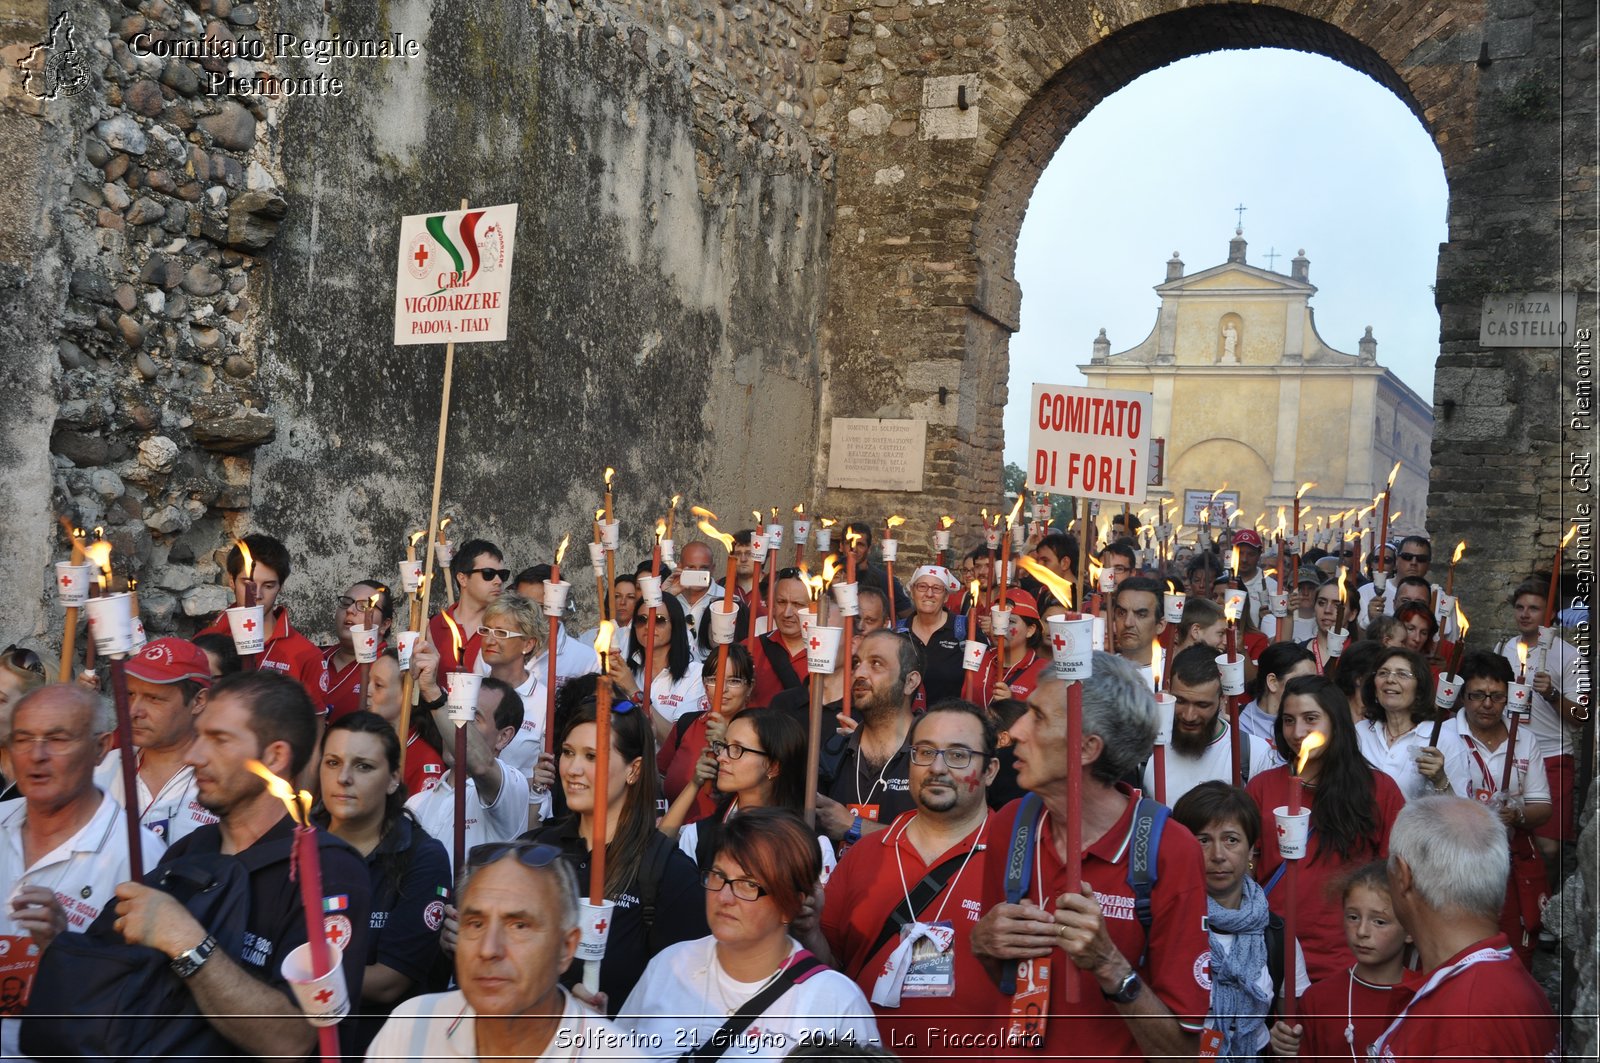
[1247,765,1406,984]
[198,605,324,694]
[743,630,808,710]
[1298,968,1411,1060]
[822,810,1003,1061]
[1371,934,1557,1062]
[401,731,445,798]
[317,645,382,722]
[979,788,1212,1058]
[973,649,1050,706]
[427,606,482,674]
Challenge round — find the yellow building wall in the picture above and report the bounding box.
[1295,375,1355,495]
[1171,290,1291,367]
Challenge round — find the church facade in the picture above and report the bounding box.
[1079,232,1434,546]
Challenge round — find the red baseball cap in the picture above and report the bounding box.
[1002,589,1041,622]
[126,638,213,687]
[1232,529,1264,550]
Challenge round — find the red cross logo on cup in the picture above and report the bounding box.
[364,636,376,649]
[809,637,821,650]
[1051,634,1067,651]
[313,988,334,1005]
[595,918,608,934]
[60,574,74,588]
[1276,822,1287,838]
[242,618,257,632]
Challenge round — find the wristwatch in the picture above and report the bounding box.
[1101,969,1142,1004]
[843,815,863,845]
[171,935,217,979]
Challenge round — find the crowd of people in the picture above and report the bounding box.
[0,511,1582,1061]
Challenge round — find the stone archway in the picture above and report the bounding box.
[813,0,1593,630]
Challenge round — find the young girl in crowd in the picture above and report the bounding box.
[1270,862,1414,1059]
[1236,642,1316,756]
[1302,577,1360,674]
[657,643,756,822]
[1247,675,1406,984]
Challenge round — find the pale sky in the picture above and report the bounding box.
[1003,48,1449,467]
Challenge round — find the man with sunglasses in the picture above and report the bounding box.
[807,700,1004,1060]
[196,534,323,694]
[428,539,508,674]
[367,841,625,1060]
[1358,536,1460,640]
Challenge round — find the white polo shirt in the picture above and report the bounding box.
[1439,712,1550,805]
[94,749,218,846]
[1355,719,1438,802]
[1496,634,1587,758]
[643,669,707,726]
[1141,721,1277,803]
[405,761,530,872]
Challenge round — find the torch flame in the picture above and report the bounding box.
[1230,546,1240,574]
[886,515,906,530]
[670,494,681,509]
[804,569,826,601]
[441,611,464,662]
[596,620,615,668]
[87,539,114,586]
[969,579,982,606]
[697,517,735,554]
[439,516,453,533]
[794,503,805,516]
[1516,641,1528,669]
[595,508,605,524]
[1337,563,1349,603]
[1223,596,1242,624]
[1296,482,1317,500]
[235,538,255,580]
[770,507,780,520]
[604,467,616,488]
[1005,494,1025,528]
[655,519,667,542]
[408,530,427,548]
[820,517,837,529]
[1386,461,1402,489]
[939,515,955,530]
[1451,540,1466,565]
[752,509,763,524]
[845,529,862,550]
[247,760,306,826]
[1198,506,1210,526]
[691,505,719,521]
[1455,603,1469,640]
[1295,731,1326,774]
[556,533,571,566]
[1562,525,1579,548]
[1018,556,1074,610]
[822,555,840,585]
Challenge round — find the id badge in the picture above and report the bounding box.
[847,802,881,822]
[0,934,42,1015]
[1005,955,1049,1047]
[1198,1028,1224,1058]
[899,920,955,997]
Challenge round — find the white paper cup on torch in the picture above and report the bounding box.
[799,612,813,646]
[1537,626,1555,652]
[55,563,94,607]
[1432,592,1457,628]
[1434,673,1462,710]
[792,519,811,545]
[989,607,1013,641]
[1097,568,1116,594]
[434,541,454,569]
[128,616,147,653]
[1215,654,1246,697]
[1507,682,1533,720]
[1372,570,1387,593]
[833,581,860,617]
[350,626,380,665]
[1047,617,1094,680]
[281,942,350,1027]
[1092,614,1106,650]
[1267,591,1289,618]
[983,528,1001,552]
[961,640,986,672]
[749,532,768,564]
[765,523,785,550]
[542,581,571,618]
[587,542,606,576]
[397,631,420,670]
[638,575,664,609]
[1012,521,1026,549]
[932,529,951,552]
[816,528,833,552]
[1033,502,1052,521]
[660,538,677,566]
[1223,588,1248,618]
[1326,629,1349,657]
[708,605,738,646]
[1162,591,1186,624]
[446,673,483,722]
[1153,692,1176,746]
[599,520,620,552]
[880,538,899,563]
[578,899,616,993]
[1273,806,1312,859]
[398,559,423,594]
[224,604,266,655]
[806,626,844,674]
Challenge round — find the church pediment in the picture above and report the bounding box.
[1155,261,1316,295]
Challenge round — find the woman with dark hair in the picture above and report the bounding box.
[1246,675,1405,983]
[1331,638,1387,726]
[1237,642,1316,756]
[319,579,396,722]
[616,592,705,742]
[312,711,450,1053]
[1212,579,1269,681]
[526,690,708,1013]
[660,707,838,877]
[1300,577,1360,674]
[1171,782,1308,1060]
[971,589,1052,705]
[658,643,756,823]
[1355,646,1452,801]
[191,632,243,678]
[619,808,877,1059]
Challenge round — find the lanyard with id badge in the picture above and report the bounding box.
[870,819,983,1006]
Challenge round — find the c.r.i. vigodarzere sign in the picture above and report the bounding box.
[393,203,518,345]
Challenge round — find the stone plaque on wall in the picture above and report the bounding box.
[1479,292,1577,347]
[827,419,927,491]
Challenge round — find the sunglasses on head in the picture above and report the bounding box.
[775,567,803,581]
[466,840,563,872]
[2,645,43,677]
[470,568,512,583]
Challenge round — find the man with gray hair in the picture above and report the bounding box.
[0,685,164,1055]
[1371,796,1558,1062]
[970,653,1211,1061]
[365,841,626,1060]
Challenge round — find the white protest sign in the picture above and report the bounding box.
[394,203,519,345]
[1027,384,1151,504]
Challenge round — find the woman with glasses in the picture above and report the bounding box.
[661,708,837,877]
[1355,646,1452,801]
[524,690,707,1014]
[473,593,558,819]
[898,565,968,707]
[615,594,705,744]
[1247,675,1405,983]
[619,808,876,1060]
[658,644,756,824]
[319,581,394,722]
[312,712,451,1054]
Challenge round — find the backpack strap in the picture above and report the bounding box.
[693,817,724,875]
[678,951,826,1063]
[998,793,1044,994]
[1264,911,1287,1014]
[857,848,973,980]
[675,709,706,747]
[1263,860,1290,895]
[1125,796,1169,967]
[758,634,804,693]
[637,835,676,940]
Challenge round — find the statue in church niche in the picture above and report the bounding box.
[1219,320,1239,364]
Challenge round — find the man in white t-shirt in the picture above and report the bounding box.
[367,841,627,1060]
[94,639,218,845]
[406,668,530,871]
[0,685,165,1057]
[1358,536,1461,640]
[1142,646,1275,802]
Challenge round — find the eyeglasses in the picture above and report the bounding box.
[1397,552,1430,564]
[1374,669,1416,681]
[702,868,768,901]
[633,614,670,626]
[710,740,767,760]
[467,840,564,872]
[1464,691,1510,706]
[703,673,751,688]
[2,645,44,677]
[910,744,983,769]
[470,568,512,583]
[8,732,84,755]
[477,626,527,641]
